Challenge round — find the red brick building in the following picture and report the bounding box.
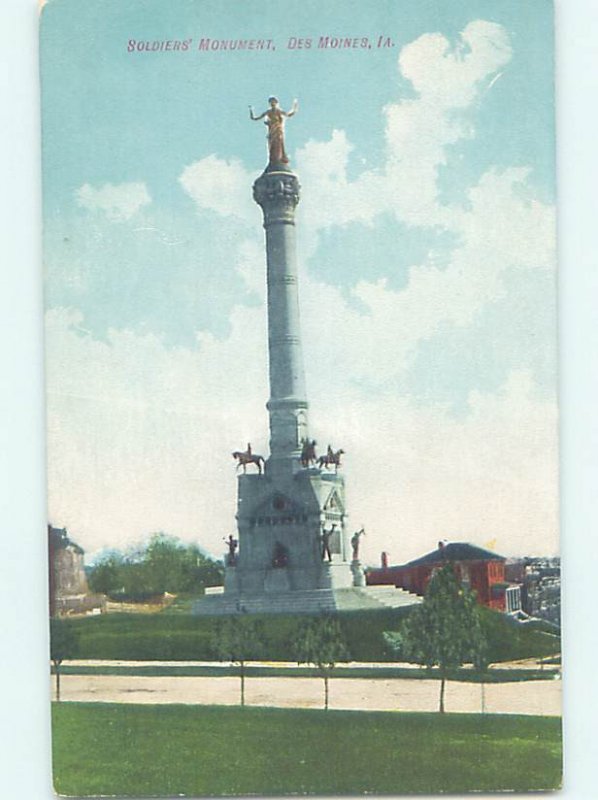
[366,541,516,612]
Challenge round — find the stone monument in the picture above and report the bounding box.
[194,99,420,615]
[226,96,354,598]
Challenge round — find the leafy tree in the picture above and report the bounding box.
[50,619,79,702]
[87,534,224,600]
[212,618,265,706]
[394,564,487,713]
[293,614,349,710]
[145,534,193,593]
[185,543,225,593]
[382,630,404,658]
[87,550,125,595]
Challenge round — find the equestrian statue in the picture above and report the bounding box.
[232,443,266,475]
[317,444,345,473]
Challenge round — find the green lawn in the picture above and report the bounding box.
[52,703,562,796]
[63,606,560,663]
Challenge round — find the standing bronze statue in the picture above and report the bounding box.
[351,527,366,561]
[320,524,336,562]
[224,534,238,566]
[249,96,298,166]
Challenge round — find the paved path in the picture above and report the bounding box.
[55,674,561,716]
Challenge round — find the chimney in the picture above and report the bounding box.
[381,551,389,569]
[438,541,445,550]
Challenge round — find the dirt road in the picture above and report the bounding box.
[54,673,561,715]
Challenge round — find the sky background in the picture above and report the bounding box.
[40,0,557,565]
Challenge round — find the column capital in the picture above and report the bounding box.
[253,170,300,224]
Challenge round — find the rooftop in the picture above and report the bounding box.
[405,542,505,568]
[48,524,85,554]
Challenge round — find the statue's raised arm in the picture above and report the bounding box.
[249,96,298,167]
[282,98,299,118]
[249,105,267,121]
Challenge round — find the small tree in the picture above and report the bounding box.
[293,614,349,710]
[473,633,490,714]
[398,564,487,713]
[212,618,265,706]
[50,619,79,702]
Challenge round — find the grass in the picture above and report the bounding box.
[52,703,562,796]
[63,606,560,663]
[160,593,199,615]
[57,662,559,682]
[478,606,561,662]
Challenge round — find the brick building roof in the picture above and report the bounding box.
[405,542,505,568]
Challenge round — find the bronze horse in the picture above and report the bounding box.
[232,450,266,474]
[300,438,317,468]
[317,447,345,472]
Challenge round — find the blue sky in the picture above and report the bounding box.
[41,0,554,201]
[41,0,558,561]
[41,0,555,351]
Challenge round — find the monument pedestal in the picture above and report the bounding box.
[351,560,366,587]
[264,568,291,593]
[224,565,240,594]
[319,562,355,590]
[232,467,353,598]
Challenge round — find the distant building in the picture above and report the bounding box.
[366,541,522,613]
[48,525,104,617]
[504,557,526,584]
[510,556,561,626]
[504,583,522,615]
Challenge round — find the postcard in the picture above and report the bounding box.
[42,0,561,795]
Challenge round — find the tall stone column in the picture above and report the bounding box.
[253,168,308,472]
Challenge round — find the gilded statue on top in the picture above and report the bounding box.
[249,96,298,166]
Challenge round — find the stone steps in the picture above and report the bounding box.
[193,589,337,616]
[355,585,422,609]
[192,586,420,616]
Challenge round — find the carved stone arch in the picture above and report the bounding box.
[323,488,345,515]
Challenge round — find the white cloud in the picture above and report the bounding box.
[235,239,266,301]
[45,306,269,559]
[178,155,255,223]
[76,181,151,221]
[296,20,513,232]
[311,370,558,565]
[46,307,558,563]
[295,168,555,390]
[397,21,512,108]
[288,19,553,375]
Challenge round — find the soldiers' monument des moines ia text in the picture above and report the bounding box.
[194,98,418,615]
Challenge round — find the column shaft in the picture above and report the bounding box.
[253,169,308,466]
